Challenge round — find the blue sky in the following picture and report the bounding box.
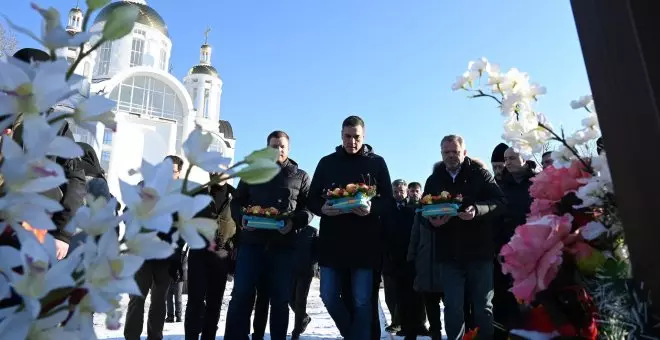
[5,0,591,188]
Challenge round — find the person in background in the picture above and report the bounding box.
[184,172,236,340]
[596,137,604,155]
[166,243,187,324]
[493,147,536,339]
[289,225,319,339]
[68,142,118,254]
[385,179,429,339]
[382,180,404,334]
[408,208,444,340]
[541,151,554,169]
[225,131,312,340]
[125,155,187,340]
[491,142,508,182]
[423,135,506,340]
[308,116,393,340]
[12,48,87,261]
[407,182,423,205]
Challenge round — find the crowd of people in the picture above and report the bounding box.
[8,46,579,339]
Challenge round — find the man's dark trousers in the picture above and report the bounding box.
[166,281,183,320]
[290,273,314,332]
[382,274,400,327]
[124,259,172,340]
[251,275,270,339]
[224,243,295,340]
[184,249,230,340]
[395,266,426,336]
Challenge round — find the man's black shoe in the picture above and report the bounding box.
[175,316,182,323]
[165,316,174,323]
[385,324,401,333]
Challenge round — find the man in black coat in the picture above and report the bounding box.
[224,131,312,340]
[308,116,393,340]
[289,225,318,339]
[125,155,187,340]
[422,135,506,340]
[385,179,428,339]
[492,147,536,339]
[11,48,87,260]
[184,173,236,340]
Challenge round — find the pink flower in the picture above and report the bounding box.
[500,214,574,303]
[529,199,557,218]
[529,165,591,202]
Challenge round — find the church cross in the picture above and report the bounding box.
[204,27,211,44]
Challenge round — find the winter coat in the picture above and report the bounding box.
[308,145,394,270]
[231,158,312,248]
[407,212,443,293]
[495,165,536,250]
[382,200,416,276]
[423,157,506,263]
[293,225,319,277]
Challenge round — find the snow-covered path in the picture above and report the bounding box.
[94,278,444,339]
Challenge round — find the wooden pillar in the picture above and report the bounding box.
[571,0,660,323]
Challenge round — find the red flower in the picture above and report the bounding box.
[463,327,479,339]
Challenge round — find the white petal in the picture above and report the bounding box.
[0,246,22,271]
[119,180,141,208]
[118,254,144,277]
[152,193,190,218]
[0,57,30,90]
[46,136,83,158]
[0,310,31,340]
[142,213,172,233]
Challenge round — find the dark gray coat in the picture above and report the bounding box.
[407,212,443,293]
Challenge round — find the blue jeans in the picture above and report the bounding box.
[441,260,494,340]
[224,244,294,340]
[320,267,373,340]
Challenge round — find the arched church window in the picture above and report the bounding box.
[109,75,186,153]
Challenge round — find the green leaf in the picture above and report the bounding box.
[86,0,110,11]
[102,4,139,41]
[244,147,279,164]
[234,159,280,184]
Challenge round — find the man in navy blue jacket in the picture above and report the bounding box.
[224,131,312,340]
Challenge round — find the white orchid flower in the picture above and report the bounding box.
[0,57,72,116]
[48,95,117,135]
[3,4,97,51]
[9,225,76,318]
[1,116,82,195]
[65,195,121,237]
[570,94,593,110]
[81,230,143,312]
[123,231,174,260]
[0,192,62,231]
[183,125,232,173]
[174,195,217,249]
[120,158,189,234]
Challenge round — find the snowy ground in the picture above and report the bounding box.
[94,278,445,339]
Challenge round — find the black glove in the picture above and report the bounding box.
[168,259,183,282]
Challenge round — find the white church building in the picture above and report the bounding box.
[60,0,235,197]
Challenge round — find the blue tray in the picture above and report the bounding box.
[243,215,286,230]
[327,191,371,213]
[416,203,460,217]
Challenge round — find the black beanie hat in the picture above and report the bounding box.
[491,143,509,162]
[13,48,51,63]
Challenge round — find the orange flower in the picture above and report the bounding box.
[22,221,47,244]
[463,327,479,340]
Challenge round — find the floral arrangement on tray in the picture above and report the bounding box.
[0,2,283,338]
[324,182,377,212]
[242,206,289,230]
[418,191,464,217]
[452,58,657,339]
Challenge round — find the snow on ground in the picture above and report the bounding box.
[94,278,445,339]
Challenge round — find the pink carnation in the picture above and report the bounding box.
[529,164,591,202]
[500,214,574,303]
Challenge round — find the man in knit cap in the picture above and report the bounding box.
[491,143,509,183]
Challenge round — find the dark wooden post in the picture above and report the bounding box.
[571,0,660,324]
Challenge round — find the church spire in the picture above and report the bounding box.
[200,26,212,65]
[66,1,83,33]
